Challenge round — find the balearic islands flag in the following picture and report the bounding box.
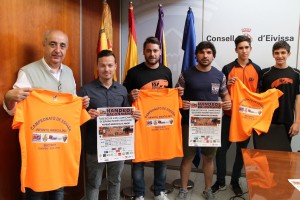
[155,4,168,67]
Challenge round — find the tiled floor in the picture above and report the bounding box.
[117,164,249,200]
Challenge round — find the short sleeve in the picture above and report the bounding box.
[80,107,91,125]
[12,101,25,129]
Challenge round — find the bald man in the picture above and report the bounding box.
[4,30,89,200]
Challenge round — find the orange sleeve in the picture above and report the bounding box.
[12,101,24,129]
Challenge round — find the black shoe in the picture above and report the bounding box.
[231,182,243,196]
[211,181,226,194]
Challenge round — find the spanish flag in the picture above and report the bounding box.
[123,2,138,81]
[96,1,116,80]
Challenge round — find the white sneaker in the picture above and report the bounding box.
[135,196,144,200]
[176,188,188,200]
[154,192,169,200]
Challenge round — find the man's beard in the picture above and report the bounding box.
[198,60,212,67]
[145,57,159,65]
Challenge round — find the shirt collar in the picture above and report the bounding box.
[42,57,63,73]
[234,58,253,67]
[96,79,117,89]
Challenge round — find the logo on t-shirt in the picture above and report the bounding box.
[211,83,220,94]
[141,79,169,89]
[271,78,293,88]
[32,133,68,143]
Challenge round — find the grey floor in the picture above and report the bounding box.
[116,164,249,200]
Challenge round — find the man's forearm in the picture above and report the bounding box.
[4,90,17,111]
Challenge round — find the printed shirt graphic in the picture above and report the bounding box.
[271,78,294,88]
[229,79,283,142]
[132,88,183,162]
[12,89,90,192]
[141,79,169,89]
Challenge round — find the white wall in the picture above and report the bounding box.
[120,0,300,162]
[203,0,299,70]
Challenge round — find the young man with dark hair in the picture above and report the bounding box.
[175,41,231,200]
[79,50,141,200]
[258,41,300,147]
[212,35,261,196]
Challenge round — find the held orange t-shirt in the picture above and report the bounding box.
[132,88,183,162]
[229,79,283,142]
[12,89,90,192]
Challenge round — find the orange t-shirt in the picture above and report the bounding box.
[12,89,90,192]
[132,88,183,162]
[229,79,283,142]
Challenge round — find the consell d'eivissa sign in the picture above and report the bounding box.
[206,34,295,42]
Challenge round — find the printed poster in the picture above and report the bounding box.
[189,101,222,147]
[97,107,135,162]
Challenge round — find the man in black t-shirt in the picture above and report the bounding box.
[123,36,183,200]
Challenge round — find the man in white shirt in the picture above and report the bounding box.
[3,29,89,200]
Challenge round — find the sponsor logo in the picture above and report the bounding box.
[211,83,220,94]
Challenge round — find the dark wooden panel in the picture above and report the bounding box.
[0,0,81,199]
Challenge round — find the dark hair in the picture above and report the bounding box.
[97,50,116,63]
[234,35,251,48]
[272,41,291,53]
[195,41,216,58]
[143,36,161,49]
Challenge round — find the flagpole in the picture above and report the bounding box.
[122,3,136,198]
[101,0,109,197]
[172,6,196,191]
[122,0,138,81]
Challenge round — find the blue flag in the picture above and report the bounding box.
[181,8,197,72]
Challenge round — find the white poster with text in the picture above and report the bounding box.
[97,107,135,162]
[189,101,222,147]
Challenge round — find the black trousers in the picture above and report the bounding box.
[215,115,250,184]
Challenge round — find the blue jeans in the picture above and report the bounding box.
[215,115,250,184]
[132,161,166,197]
[25,188,64,200]
[85,153,124,200]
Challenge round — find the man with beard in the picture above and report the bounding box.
[175,41,231,200]
[124,36,183,200]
